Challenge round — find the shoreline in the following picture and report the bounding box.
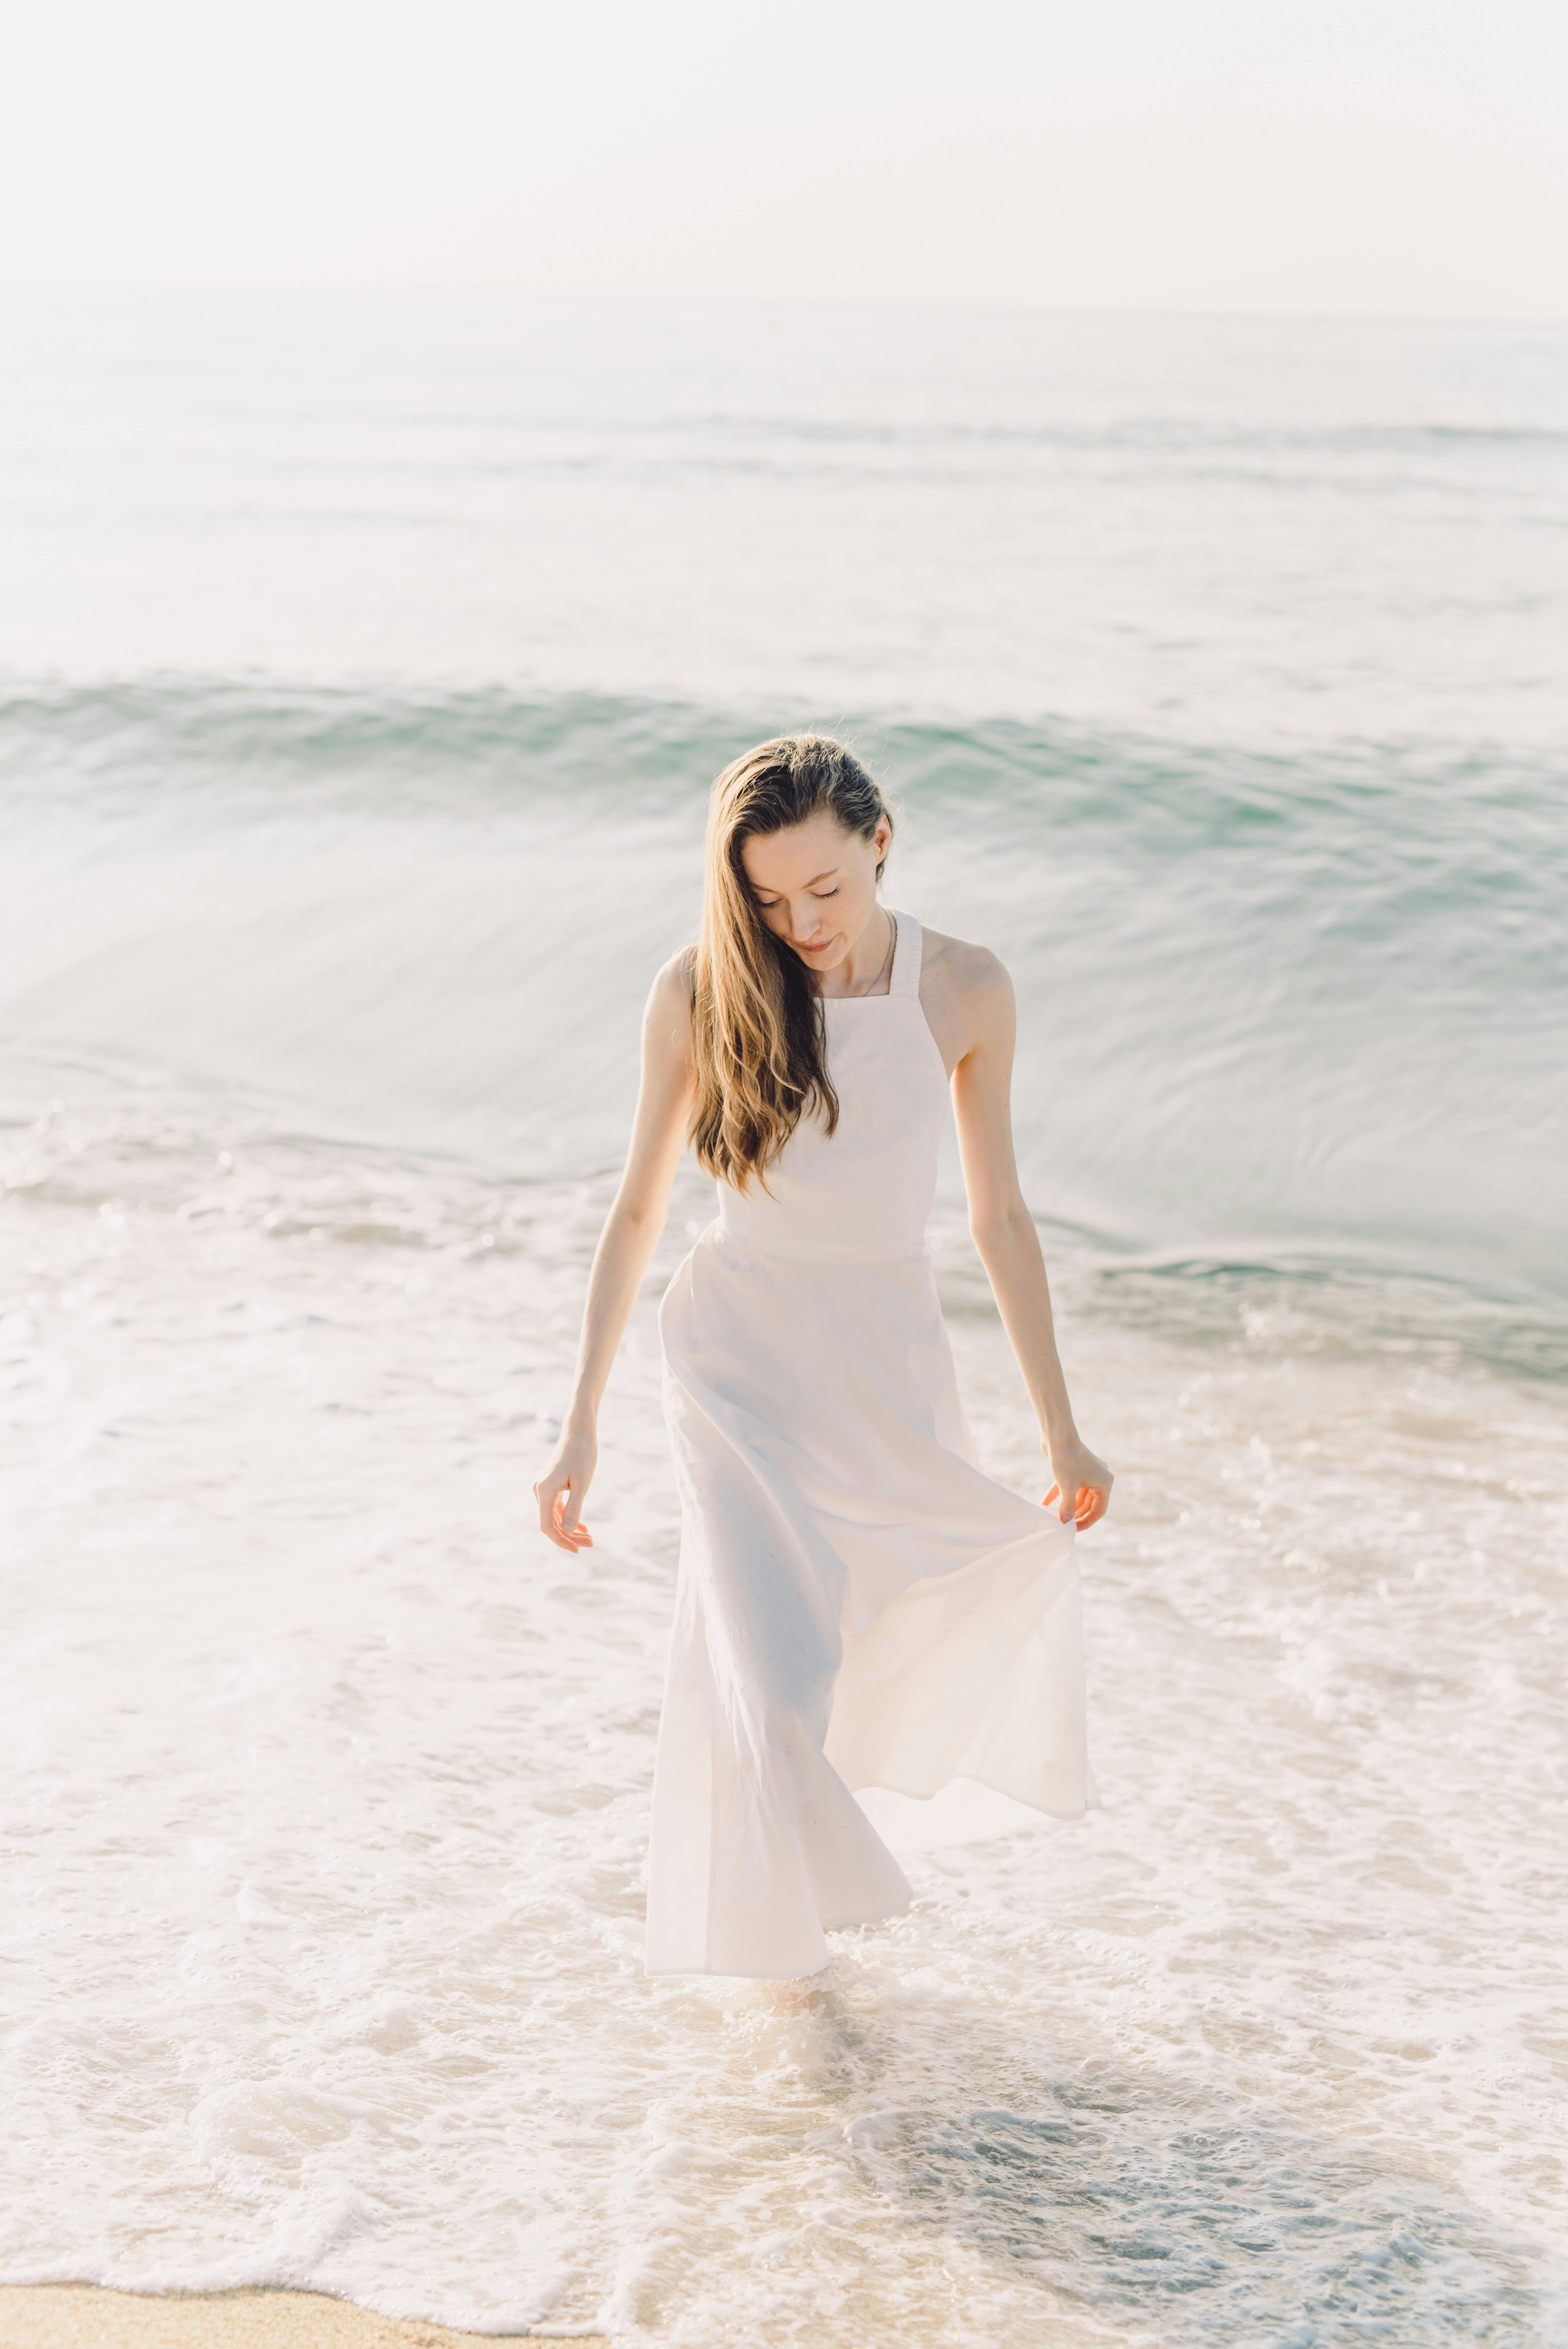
[0,2287,608,2348]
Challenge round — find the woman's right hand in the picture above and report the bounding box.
[533,1423,597,1554]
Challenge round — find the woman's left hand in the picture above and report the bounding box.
[1042,1437,1114,1529]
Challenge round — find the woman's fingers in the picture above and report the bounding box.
[533,1469,594,1552]
[1042,1477,1111,1529]
[554,1486,594,1547]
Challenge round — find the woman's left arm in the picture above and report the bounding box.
[949,945,1113,1529]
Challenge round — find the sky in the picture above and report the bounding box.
[2,0,1566,317]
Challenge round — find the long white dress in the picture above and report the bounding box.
[647,906,1096,1980]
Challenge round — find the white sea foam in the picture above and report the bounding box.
[1,1111,1563,2340]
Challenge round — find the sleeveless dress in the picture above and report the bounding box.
[647,906,1096,1980]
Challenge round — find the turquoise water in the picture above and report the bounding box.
[5,680,1562,1362]
[0,295,1564,2343]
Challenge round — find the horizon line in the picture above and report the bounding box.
[2,280,1565,333]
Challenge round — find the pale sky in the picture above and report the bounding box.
[3,0,1566,317]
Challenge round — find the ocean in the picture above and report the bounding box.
[1,290,1565,2343]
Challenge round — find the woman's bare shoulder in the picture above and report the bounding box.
[649,941,697,997]
[916,923,1012,1003]
[644,945,698,1056]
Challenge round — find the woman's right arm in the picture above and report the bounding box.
[532,950,697,1554]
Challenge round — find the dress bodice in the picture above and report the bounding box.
[713,908,950,1262]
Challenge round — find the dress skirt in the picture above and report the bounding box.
[646,1223,1095,1980]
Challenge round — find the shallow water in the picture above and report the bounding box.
[1,295,1565,2342]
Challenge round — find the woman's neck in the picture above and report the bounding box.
[814,904,895,998]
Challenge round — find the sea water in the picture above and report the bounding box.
[1,293,1565,2343]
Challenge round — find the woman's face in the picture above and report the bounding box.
[741,809,892,978]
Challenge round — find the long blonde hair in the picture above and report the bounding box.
[690,734,893,1194]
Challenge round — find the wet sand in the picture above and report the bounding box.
[0,2287,606,2347]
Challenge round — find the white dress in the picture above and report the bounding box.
[647,906,1096,1980]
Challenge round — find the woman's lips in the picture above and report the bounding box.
[800,936,834,954]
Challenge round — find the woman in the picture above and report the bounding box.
[534,736,1111,1981]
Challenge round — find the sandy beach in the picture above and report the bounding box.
[0,2288,604,2348]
